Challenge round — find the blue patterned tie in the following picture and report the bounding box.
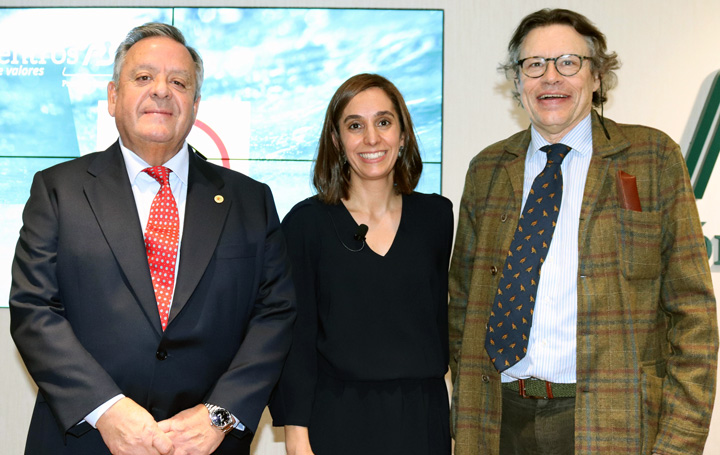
[485,143,570,372]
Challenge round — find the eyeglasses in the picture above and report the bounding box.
[516,54,592,78]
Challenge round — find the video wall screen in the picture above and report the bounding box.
[0,7,444,307]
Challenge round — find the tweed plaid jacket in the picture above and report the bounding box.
[449,112,718,455]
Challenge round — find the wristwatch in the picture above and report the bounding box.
[204,403,237,434]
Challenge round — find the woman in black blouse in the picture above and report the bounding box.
[270,73,452,455]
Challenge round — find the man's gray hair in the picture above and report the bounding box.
[112,22,204,101]
[499,8,620,107]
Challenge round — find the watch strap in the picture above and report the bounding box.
[204,403,237,434]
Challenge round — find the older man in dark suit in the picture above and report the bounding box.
[449,8,717,455]
[10,22,295,455]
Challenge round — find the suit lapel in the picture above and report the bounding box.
[170,150,230,323]
[83,142,162,335]
[578,112,632,250]
[502,127,532,213]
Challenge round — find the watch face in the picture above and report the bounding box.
[210,408,232,427]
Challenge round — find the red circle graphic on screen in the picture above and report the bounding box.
[194,119,231,169]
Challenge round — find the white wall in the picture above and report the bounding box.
[2,0,719,454]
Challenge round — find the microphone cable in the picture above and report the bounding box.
[327,209,368,253]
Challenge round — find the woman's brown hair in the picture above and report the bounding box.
[313,73,422,204]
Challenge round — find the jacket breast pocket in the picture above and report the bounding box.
[616,209,662,280]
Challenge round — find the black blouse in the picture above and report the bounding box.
[270,192,453,426]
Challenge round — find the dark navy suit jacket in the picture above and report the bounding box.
[10,142,296,454]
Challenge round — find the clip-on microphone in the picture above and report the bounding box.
[354,224,368,242]
[327,210,368,252]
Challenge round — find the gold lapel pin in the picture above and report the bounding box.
[214,195,224,204]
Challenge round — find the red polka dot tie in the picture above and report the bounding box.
[143,166,179,331]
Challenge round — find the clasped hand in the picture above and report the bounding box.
[97,399,225,455]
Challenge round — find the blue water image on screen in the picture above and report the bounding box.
[0,7,443,307]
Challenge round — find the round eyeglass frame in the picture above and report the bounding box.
[516,54,592,78]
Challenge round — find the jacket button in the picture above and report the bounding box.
[500,213,507,222]
[481,375,490,383]
[491,266,498,275]
[156,350,168,361]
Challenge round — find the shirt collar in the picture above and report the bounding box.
[119,138,190,187]
[528,113,593,159]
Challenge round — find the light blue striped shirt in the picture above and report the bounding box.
[501,114,593,384]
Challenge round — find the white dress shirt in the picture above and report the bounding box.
[120,138,189,301]
[84,141,245,431]
[83,140,189,427]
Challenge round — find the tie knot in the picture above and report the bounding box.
[143,166,171,186]
[540,143,570,167]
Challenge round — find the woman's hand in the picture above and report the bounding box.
[284,425,315,455]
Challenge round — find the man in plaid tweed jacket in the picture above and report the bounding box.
[449,8,718,455]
